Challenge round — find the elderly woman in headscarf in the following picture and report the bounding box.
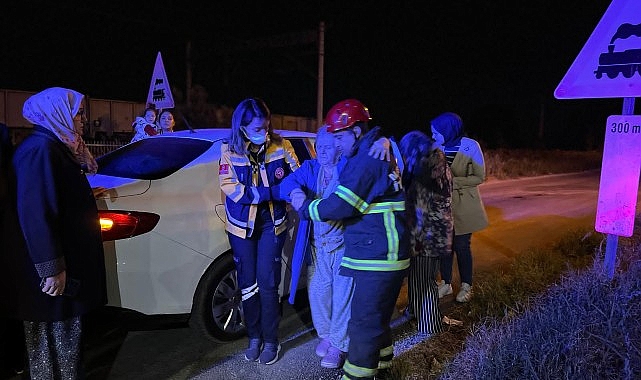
[399,130,453,335]
[5,87,106,379]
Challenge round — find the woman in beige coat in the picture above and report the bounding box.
[430,112,488,303]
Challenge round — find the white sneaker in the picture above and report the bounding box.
[438,280,453,298]
[320,347,346,369]
[456,282,473,303]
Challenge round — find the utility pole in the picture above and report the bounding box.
[186,41,192,106]
[538,99,545,148]
[316,21,325,130]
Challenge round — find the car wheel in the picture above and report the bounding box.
[190,253,246,342]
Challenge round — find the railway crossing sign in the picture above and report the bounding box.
[146,52,175,109]
[554,0,641,99]
[555,0,641,278]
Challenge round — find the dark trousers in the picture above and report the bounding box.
[227,220,285,344]
[440,233,473,285]
[0,318,26,378]
[342,270,406,380]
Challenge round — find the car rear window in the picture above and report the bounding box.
[96,137,213,180]
[288,137,315,163]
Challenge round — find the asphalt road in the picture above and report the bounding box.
[7,170,620,380]
[79,294,425,380]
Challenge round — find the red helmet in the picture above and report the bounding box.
[325,99,371,132]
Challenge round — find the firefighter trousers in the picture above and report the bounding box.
[342,269,406,380]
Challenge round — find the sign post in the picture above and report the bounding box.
[555,0,641,279]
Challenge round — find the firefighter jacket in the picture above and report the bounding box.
[299,127,410,273]
[219,138,299,239]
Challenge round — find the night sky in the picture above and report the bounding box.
[1,1,626,149]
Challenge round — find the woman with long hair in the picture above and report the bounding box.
[399,130,453,334]
[219,97,299,365]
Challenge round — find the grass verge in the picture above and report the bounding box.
[386,225,641,379]
[485,149,602,179]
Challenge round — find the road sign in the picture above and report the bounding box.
[595,115,641,237]
[554,0,641,99]
[146,52,175,109]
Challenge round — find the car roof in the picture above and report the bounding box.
[92,128,317,181]
[152,128,316,142]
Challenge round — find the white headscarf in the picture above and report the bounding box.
[22,87,98,174]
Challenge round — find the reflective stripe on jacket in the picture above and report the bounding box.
[301,128,409,272]
[219,138,299,238]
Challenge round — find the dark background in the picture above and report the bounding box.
[0,1,628,149]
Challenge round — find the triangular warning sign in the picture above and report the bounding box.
[146,52,175,109]
[555,0,641,99]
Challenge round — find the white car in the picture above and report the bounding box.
[87,129,316,342]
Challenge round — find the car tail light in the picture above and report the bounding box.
[98,210,160,241]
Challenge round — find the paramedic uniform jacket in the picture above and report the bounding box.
[219,138,299,238]
[299,128,410,273]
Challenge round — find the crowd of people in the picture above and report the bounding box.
[220,96,488,379]
[1,87,487,380]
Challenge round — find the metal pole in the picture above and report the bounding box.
[186,41,192,107]
[316,21,325,131]
[604,97,636,279]
[604,234,617,279]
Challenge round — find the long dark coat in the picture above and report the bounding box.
[1,126,106,321]
[0,123,14,318]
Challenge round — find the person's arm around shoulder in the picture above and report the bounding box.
[368,136,391,161]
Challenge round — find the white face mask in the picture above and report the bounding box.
[243,127,267,145]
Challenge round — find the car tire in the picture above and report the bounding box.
[190,253,246,342]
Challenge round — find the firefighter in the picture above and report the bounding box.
[295,99,409,380]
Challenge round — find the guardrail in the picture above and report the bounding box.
[86,140,127,157]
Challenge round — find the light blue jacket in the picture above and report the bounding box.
[275,157,347,303]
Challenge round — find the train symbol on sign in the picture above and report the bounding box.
[152,77,166,102]
[153,88,166,102]
[595,22,641,79]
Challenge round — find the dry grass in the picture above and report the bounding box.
[384,223,641,379]
[378,149,622,379]
[485,149,602,179]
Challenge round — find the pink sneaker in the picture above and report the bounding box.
[320,346,346,369]
[315,338,331,357]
